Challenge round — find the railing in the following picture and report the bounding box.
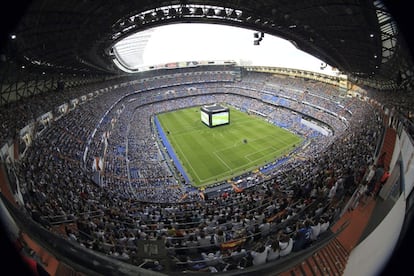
[0,193,167,276]
[166,220,351,276]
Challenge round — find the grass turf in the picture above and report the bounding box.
[157,105,303,187]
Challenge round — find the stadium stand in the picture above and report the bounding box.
[0,67,386,274]
[1,1,414,276]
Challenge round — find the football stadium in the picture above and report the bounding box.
[0,1,413,276]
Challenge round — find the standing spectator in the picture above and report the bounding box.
[366,165,384,197]
[349,181,368,209]
[375,167,390,197]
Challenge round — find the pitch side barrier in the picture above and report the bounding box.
[154,116,191,184]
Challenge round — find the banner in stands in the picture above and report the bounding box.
[136,59,237,72]
[186,61,199,67]
[18,123,35,158]
[92,156,104,172]
[39,111,53,122]
[55,103,68,120]
[69,98,79,110]
[165,62,178,69]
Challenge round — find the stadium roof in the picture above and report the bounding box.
[0,1,413,94]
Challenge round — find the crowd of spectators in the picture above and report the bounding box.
[0,76,140,146]
[3,67,385,273]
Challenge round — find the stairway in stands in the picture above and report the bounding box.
[279,124,398,276]
[279,237,349,276]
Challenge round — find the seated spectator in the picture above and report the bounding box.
[314,203,325,217]
[320,217,330,233]
[201,250,222,266]
[184,235,199,254]
[250,242,269,266]
[278,231,293,257]
[259,218,271,238]
[310,219,321,241]
[65,227,78,243]
[230,245,248,266]
[266,238,280,262]
[197,231,213,247]
[213,229,226,246]
[293,220,312,252]
[166,225,176,237]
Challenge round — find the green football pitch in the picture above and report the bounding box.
[157,105,303,187]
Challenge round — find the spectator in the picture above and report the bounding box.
[320,217,330,233]
[201,251,222,267]
[197,231,213,247]
[213,229,226,246]
[250,242,269,266]
[6,68,385,273]
[366,165,385,197]
[310,219,321,241]
[259,218,271,238]
[266,238,280,262]
[375,168,391,197]
[278,231,293,257]
[293,220,312,252]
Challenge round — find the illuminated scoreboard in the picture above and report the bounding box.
[200,104,230,128]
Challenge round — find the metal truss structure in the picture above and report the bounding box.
[0,0,413,105]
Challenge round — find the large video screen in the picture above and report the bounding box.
[201,110,210,126]
[212,111,229,126]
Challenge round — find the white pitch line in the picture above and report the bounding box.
[168,135,203,183]
[213,151,232,170]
